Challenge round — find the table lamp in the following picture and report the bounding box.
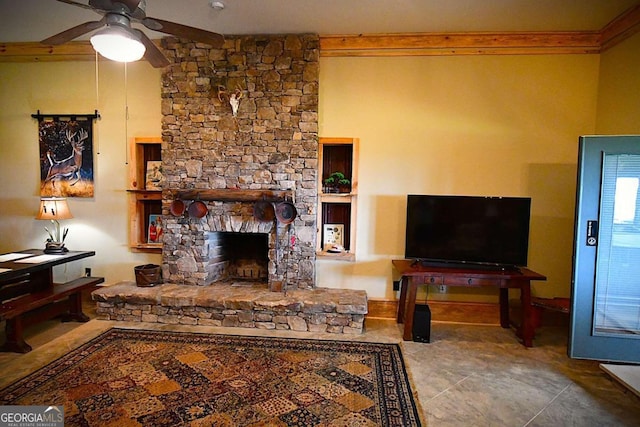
[36,197,73,254]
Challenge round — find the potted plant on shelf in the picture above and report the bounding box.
[323,171,351,193]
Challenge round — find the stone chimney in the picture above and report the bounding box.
[159,34,319,290]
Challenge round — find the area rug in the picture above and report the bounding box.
[0,328,422,426]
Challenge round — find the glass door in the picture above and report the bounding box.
[569,136,640,363]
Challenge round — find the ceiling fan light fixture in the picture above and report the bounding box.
[90,25,146,63]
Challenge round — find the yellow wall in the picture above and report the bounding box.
[595,32,640,134]
[318,54,600,300]
[2,40,637,300]
[0,61,161,282]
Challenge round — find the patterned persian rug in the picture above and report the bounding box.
[0,328,421,426]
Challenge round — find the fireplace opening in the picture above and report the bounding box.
[209,231,269,283]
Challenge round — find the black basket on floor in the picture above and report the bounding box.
[134,264,162,287]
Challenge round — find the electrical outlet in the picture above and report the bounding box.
[393,280,400,291]
[438,285,447,293]
[85,268,91,277]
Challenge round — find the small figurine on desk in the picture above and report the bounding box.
[44,241,69,254]
[44,227,69,254]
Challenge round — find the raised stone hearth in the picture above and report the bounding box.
[92,282,367,334]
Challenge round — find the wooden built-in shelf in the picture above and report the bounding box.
[128,137,162,254]
[319,193,356,200]
[133,242,162,251]
[317,251,356,262]
[317,137,359,261]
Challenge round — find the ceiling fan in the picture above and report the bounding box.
[41,0,225,68]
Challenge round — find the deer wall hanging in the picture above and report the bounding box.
[33,111,99,198]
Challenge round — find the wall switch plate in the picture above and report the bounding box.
[393,280,400,291]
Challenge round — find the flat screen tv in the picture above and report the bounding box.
[405,195,531,269]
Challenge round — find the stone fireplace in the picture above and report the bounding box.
[92,33,367,335]
[159,34,319,290]
[167,199,300,291]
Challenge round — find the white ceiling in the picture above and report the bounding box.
[1,0,639,43]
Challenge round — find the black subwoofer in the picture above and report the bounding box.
[412,304,431,343]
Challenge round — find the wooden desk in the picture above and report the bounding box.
[392,260,547,347]
[0,249,103,352]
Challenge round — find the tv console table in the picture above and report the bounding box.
[392,260,547,347]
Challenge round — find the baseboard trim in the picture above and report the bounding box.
[367,299,500,325]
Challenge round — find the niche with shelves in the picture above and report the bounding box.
[128,137,162,253]
[317,137,359,261]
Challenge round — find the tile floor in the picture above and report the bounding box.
[1,305,639,426]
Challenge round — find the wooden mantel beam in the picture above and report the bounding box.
[173,189,293,203]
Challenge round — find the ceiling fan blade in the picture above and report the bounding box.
[41,20,105,45]
[142,17,224,47]
[137,30,170,68]
[55,0,95,11]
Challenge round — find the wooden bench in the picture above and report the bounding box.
[531,297,570,328]
[0,276,104,353]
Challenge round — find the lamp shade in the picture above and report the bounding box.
[36,198,73,221]
[90,25,146,63]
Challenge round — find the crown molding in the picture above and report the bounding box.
[0,41,96,63]
[319,31,601,57]
[1,5,638,62]
[320,4,640,57]
[600,4,640,51]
